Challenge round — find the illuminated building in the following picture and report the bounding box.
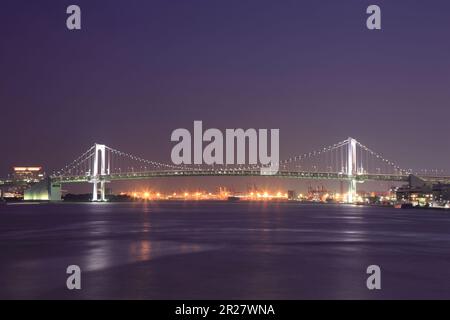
[287,190,296,200]
[1,167,46,198]
[395,176,433,206]
[24,177,61,201]
[432,184,450,206]
[12,166,44,183]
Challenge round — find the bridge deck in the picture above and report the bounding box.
[51,170,413,184]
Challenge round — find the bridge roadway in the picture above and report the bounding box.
[51,169,415,184]
[1,170,447,185]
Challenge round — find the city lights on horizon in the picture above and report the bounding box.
[117,188,396,203]
[121,189,290,201]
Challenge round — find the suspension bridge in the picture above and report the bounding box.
[21,137,445,203]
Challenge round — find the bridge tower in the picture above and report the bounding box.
[346,137,357,203]
[91,143,107,201]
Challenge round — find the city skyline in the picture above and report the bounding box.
[1,0,450,182]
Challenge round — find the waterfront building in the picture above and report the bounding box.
[287,190,296,200]
[432,184,450,206]
[395,176,450,207]
[12,166,44,183]
[1,166,46,198]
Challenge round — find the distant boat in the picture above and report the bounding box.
[227,196,240,201]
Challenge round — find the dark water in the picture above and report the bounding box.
[1,201,450,299]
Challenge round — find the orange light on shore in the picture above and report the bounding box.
[123,189,299,202]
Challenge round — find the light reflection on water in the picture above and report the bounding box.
[82,238,215,272]
[1,202,450,299]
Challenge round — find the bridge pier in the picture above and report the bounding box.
[348,179,356,203]
[91,143,108,202]
[346,137,357,203]
[100,181,106,201]
[92,181,98,201]
[91,181,106,202]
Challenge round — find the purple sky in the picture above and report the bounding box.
[1,0,449,192]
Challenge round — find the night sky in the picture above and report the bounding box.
[1,0,449,192]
